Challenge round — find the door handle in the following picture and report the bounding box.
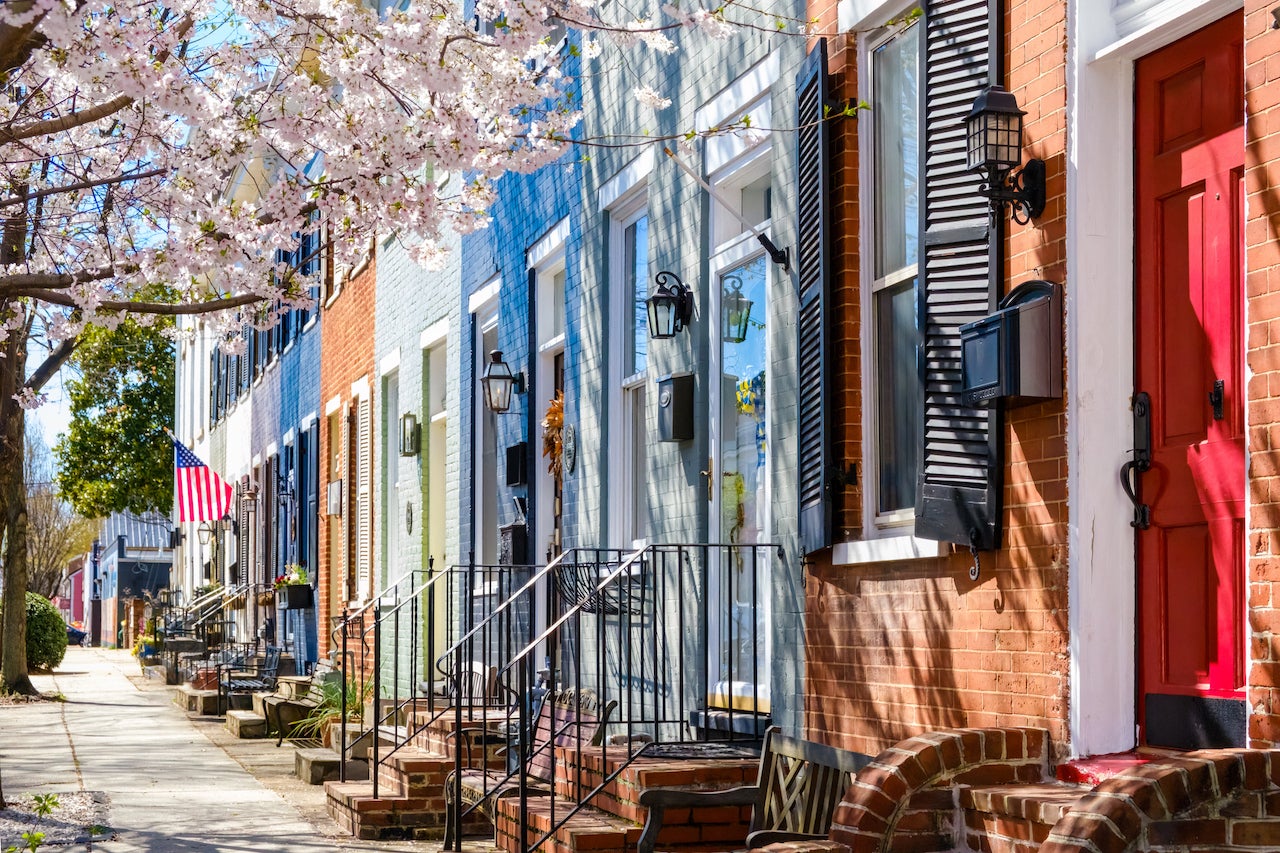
[699,457,713,503]
[1122,391,1152,530]
[1209,379,1224,421]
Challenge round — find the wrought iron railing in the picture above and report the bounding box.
[334,557,543,785]
[445,543,778,852]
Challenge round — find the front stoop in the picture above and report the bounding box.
[324,747,460,840]
[173,684,220,716]
[495,794,640,853]
[961,782,1090,853]
[296,747,369,785]
[226,709,267,738]
[326,778,489,841]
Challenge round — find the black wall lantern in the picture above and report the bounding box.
[481,350,525,413]
[647,271,695,339]
[965,85,1046,224]
[721,274,754,344]
[399,412,420,456]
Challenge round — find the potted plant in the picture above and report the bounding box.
[274,564,313,609]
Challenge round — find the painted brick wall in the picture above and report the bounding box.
[373,221,464,695]
[803,0,1072,759]
[576,6,809,732]
[1244,0,1280,749]
[458,105,581,573]
[318,254,377,658]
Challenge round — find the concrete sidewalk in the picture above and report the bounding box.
[0,646,474,852]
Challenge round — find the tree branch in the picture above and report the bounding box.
[7,288,268,316]
[0,167,168,210]
[25,338,78,394]
[0,268,123,291]
[0,94,133,145]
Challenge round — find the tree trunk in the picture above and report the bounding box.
[0,316,33,695]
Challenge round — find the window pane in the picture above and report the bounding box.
[876,279,921,513]
[873,23,920,279]
[624,217,648,375]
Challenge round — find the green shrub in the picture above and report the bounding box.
[22,592,69,671]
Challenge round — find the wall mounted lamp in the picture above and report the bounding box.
[647,271,695,339]
[197,523,215,546]
[400,412,421,456]
[721,274,754,344]
[965,85,1046,224]
[481,350,526,413]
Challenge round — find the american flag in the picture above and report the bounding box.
[173,439,234,523]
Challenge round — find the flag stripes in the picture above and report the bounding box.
[173,439,234,522]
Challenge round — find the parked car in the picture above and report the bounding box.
[66,625,87,646]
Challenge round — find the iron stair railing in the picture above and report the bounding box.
[446,543,779,853]
[333,557,541,785]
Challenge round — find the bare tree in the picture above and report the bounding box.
[23,426,95,600]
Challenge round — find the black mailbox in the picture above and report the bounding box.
[959,279,1062,407]
[656,372,694,442]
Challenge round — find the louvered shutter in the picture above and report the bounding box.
[796,40,834,555]
[237,476,250,586]
[913,0,1003,550]
[356,395,372,598]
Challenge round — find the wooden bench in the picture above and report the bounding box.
[636,726,873,853]
[443,688,617,846]
[263,660,339,746]
[218,646,281,713]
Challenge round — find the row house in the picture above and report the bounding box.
[172,0,1280,846]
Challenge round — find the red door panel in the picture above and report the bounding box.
[1135,12,1245,747]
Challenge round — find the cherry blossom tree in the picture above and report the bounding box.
[0,0,775,693]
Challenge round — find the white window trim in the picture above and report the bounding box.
[855,18,927,546]
[529,218,569,269]
[379,348,401,377]
[599,150,654,211]
[469,277,501,315]
[607,188,650,547]
[420,318,449,350]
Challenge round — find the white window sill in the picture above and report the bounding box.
[832,534,948,566]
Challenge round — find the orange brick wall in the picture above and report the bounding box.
[1245,0,1280,748]
[802,0,1071,759]
[318,254,377,659]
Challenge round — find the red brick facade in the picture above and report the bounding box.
[318,253,376,659]
[1244,0,1280,749]
[803,0,1071,760]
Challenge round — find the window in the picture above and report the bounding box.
[381,370,400,587]
[864,19,922,526]
[612,202,649,544]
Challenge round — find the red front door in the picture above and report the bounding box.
[1134,12,1246,749]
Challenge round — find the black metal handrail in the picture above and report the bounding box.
[336,557,543,787]
[446,543,778,853]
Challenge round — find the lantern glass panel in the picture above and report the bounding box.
[647,292,676,339]
[481,354,515,413]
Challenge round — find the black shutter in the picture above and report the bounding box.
[913,0,1003,550]
[796,40,834,556]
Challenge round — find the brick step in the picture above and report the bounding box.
[325,779,456,841]
[551,744,759,825]
[296,747,369,785]
[1055,751,1154,785]
[960,782,1092,853]
[226,709,267,738]
[172,684,220,716]
[494,794,641,853]
[374,746,452,797]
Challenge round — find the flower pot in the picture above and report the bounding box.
[280,584,314,609]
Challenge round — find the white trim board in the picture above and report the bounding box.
[468,277,501,315]
[599,150,655,211]
[528,218,570,268]
[1063,0,1238,758]
[420,318,448,350]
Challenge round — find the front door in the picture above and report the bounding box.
[1134,11,1245,749]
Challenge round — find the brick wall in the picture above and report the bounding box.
[1244,0,1280,749]
[803,0,1071,759]
[318,254,377,658]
